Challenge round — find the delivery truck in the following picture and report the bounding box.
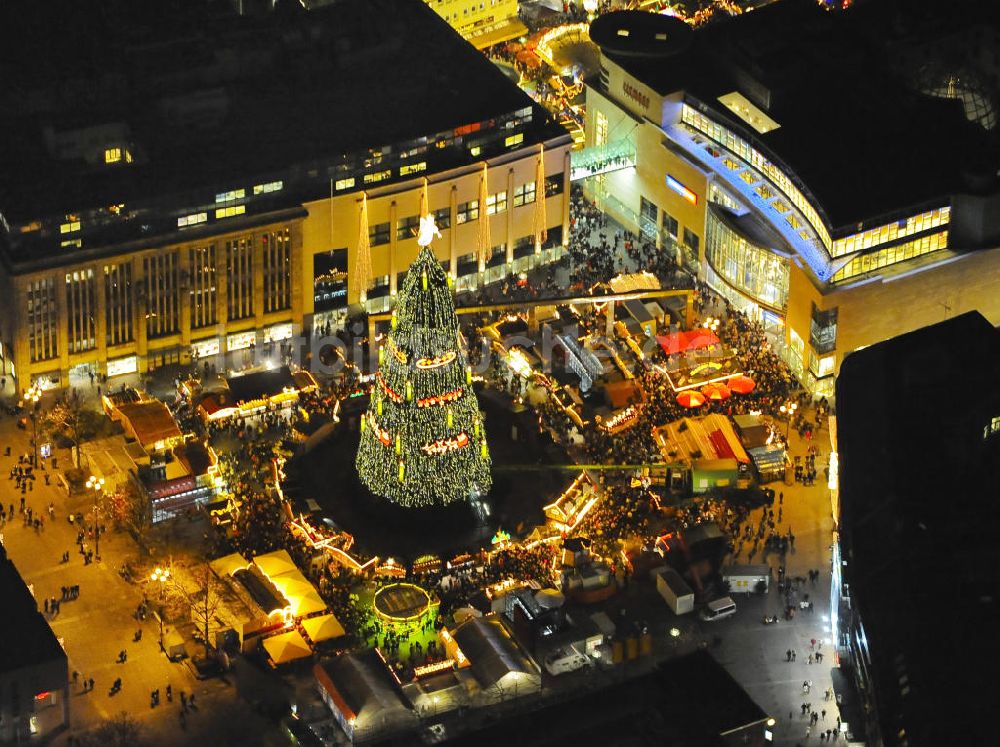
[722,564,771,594]
[655,567,695,615]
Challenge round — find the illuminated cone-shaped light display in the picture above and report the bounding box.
[356,220,492,507]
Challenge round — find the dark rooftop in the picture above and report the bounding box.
[441,650,767,746]
[595,0,1000,230]
[836,311,1000,746]
[224,365,297,404]
[0,0,564,266]
[0,547,68,675]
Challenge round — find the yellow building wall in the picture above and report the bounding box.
[10,216,305,386]
[785,245,1000,387]
[301,142,571,309]
[584,83,707,264]
[425,0,519,39]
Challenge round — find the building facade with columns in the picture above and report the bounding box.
[585,2,1000,395]
[0,0,570,391]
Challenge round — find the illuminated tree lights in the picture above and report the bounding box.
[356,244,492,507]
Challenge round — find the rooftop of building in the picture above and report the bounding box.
[836,311,1000,746]
[594,0,1000,230]
[441,650,767,746]
[0,547,68,675]
[0,0,564,268]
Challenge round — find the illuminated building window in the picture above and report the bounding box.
[189,245,217,329]
[103,262,134,347]
[504,132,524,148]
[706,211,789,310]
[400,161,427,176]
[60,219,81,234]
[595,111,609,147]
[486,191,507,215]
[663,212,679,238]
[831,230,948,283]
[27,277,58,362]
[215,205,246,219]
[262,228,292,313]
[104,147,121,164]
[831,206,951,257]
[456,200,479,224]
[335,177,355,191]
[178,212,207,228]
[65,268,97,353]
[433,207,451,229]
[397,215,421,241]
[226,237,254,321]
[721,157,740,171]
[215,189,245,203]
[740,170,759,186]
[363,169,392,184]
[513,182,535,206]
[755,184,774,200]
[252,180,283,195]
[60,239,82,249]
[369,222,390,246]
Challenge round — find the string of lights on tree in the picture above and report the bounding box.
[356,219,492,507]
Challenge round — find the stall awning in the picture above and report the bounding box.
[302,613,346,644]
[469,19,529,50]
[657,329,720,356]
[263,629,312,665]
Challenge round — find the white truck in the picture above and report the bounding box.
[722,564,771,594]
[655,568,695,615]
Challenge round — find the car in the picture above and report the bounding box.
[544,647,590,676]
[699,596,737,622]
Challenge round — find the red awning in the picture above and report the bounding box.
[708,429,736,460]
[656,329,721,356]
[728,375,756,394]
[676,390,706,408]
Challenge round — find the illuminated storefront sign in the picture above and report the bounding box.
[666,175,698,205]
[264,323,293,343]
[227,331,256,351]
[106,355,137,377]
[191,337,220,358]
[622,81,650,110]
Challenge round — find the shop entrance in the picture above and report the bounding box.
[68,362,97,389]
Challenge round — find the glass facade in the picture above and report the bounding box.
[831,206,950,257]
[706,210,789,310]
[682,103,832,252]
[831,230,948,283]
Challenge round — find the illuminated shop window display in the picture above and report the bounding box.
[106,355,137,377]
[227,330,256,352]
[706,210,789,311]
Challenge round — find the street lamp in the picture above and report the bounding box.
[22,384,41,467]
[85,475,105,561]
[779,401,798,441]
[151,567,171,599]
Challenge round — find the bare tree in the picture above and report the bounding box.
[78,711,145,747]
[107,476,153,554]
[168,563,225,661]
[42,389,98,469]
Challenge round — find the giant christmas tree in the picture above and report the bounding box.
[355,219,491,507]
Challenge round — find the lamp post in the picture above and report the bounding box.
[22,384,41,467]
[779,401,798,442]
[86,475,105,561]
[703,317,721,361]
[151,566,171,599]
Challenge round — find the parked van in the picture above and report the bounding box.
[544,646,590,676]
[700,596,737,622]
